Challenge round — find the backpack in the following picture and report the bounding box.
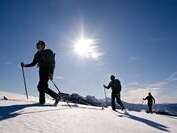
[40,49,55,69]
[112,79,121,92]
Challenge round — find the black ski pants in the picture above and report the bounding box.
[37,70,58,104]
[148,103,153,113]
[111,92,124,110]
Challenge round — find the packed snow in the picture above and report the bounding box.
[0,91,177,133]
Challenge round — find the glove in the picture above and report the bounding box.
[21,62,25,67]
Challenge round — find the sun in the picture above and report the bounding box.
[73,36,102,60]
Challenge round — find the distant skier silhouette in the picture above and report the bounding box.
[143,92,155,113]
[103,75,125,111]
[21,40,59,106]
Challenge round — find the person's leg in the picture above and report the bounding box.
[44,80,60,106]
[115,93,124,110]
[147,103,152,113]
[37,71,49,104]
[149,104,152,113]
[37,81,46,104]
[45,87,59,99]
[111,93,116,110]
[39,91,45,104]
[41,73,58,100]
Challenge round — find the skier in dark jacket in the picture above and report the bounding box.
[143,92,155,113]
[21,40,59,106]
[103,75,125,111]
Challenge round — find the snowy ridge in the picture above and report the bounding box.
[0,91,177,133]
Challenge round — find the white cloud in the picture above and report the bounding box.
[126,82,139,87]
[123,71,177,103]
[148,81,167,88]
[167,71,177,81]
[4,61,13,65]
[123,87,158,103]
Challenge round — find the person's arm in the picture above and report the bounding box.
[103,82,111,89]
[21,54,37,68]
[143,96,147,100]
[48,62,55,80]
[153,96,155,104]
[48,52,55,80]
[49,64,55,75]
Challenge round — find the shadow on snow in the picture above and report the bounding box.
[116,110,169,132]
[0,103,69,121]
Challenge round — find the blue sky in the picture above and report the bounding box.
[0,0,177,103]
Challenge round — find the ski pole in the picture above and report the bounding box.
[50,80,71,108]
[103,87,108,107]
[50,80,61,93]
[141,99,145,105]
[21,63,28,100]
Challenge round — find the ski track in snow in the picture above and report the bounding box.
[0,91,177,133]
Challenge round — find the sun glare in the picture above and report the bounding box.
[73,36,102,60]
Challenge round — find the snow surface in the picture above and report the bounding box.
[0,91,177,133]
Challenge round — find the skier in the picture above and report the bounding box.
[143,92,155,113]
[21,40,60,106]
[103,75,125,111]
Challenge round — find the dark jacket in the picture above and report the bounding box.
[107,79,122,93]
[144,95,155,105]
[25,49,55,74]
